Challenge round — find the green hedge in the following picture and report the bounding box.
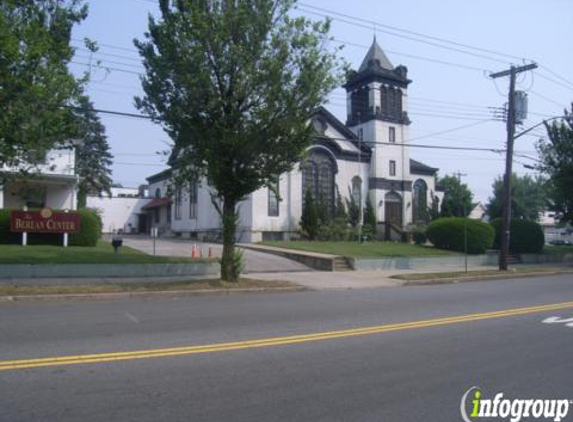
[0,208,102,247]
[426,217,494,254]
[490,218,545,254]
[411,226,427,245]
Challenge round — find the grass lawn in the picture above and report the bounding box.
[0,278,298,296]
[261,241,457,258]
[543,245,573,255]
[0,241,212,264]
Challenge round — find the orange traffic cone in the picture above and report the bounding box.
[191,244,197,259]
[200,247,204,259]
[208,246,213,258]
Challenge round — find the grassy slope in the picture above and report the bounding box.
[261,241,457,258]
[0,241,211,264]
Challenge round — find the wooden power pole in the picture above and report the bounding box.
[490,63,537,270]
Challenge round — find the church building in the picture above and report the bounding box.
[144,39,443,242]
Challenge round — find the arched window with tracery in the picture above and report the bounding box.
[412,179,428,223]
[302,149,336,214]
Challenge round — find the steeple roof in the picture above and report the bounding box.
[358,37,394,72]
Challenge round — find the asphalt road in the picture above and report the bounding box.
[1,275,573,422]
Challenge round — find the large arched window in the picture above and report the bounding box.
[302,149,336,214]
[412,179,428,223]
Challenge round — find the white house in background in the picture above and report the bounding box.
[86,186,149,234]
[0,149,78,210]
[142,38,443,243]
[469,202,489,222]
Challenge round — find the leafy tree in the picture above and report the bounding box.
[135,0,343,281]
[537,105,573,223]
[334,188,347,221]
[74,96,113,208]
[301,189,319,240]
[363,195,377,238]
[438,175,473,217]
[346,188,360,228]
[0,0,88,169]
[486,173,548,221]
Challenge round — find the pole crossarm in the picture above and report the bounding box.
[490,63,538,79]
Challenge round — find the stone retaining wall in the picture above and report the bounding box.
[351,255,498,271]
[0,263,219,279]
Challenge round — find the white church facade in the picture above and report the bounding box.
[143,39,443,242]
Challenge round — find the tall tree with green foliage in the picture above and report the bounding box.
[301,189,319,240]
[486,173,548,221]
[438,175,473,217]
[135,0,343,281]
[346,188,360,228]
[74,96,113,208]
[0,0,88,169]
[363,195,377,238]
[537,105,573,223]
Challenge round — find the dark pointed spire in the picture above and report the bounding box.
[358,37,393,72]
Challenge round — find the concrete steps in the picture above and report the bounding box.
[333,257,353,272]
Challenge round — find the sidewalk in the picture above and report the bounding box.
[246,264,501,290]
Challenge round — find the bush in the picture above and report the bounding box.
[411,226,427,245]
[426,217,494,254]
[490,218,545,254]
[69,209,102,246]
[0,208,102,247]
[0,209,20,244]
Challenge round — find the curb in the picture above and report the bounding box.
[400,270,573,286]
[0,286,310,303]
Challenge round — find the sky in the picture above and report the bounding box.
[70,0,573,203]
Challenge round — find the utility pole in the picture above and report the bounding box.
[490,63,537,271]
[454,171,468,273]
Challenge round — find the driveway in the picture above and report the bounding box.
[117,235,312,273]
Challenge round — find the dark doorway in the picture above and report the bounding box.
[385,192,403,227]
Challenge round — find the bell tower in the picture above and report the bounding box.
[344,37,413,226]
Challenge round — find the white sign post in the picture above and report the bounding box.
[151,226,158,256]
[21,206,28,246]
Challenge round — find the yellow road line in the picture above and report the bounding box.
[1,301,572,372]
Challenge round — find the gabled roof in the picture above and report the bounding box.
[359,37,394,72]
[312,106,372,154]
[141,197,172,210]
[410,159,438,175]
[146,168,172,184]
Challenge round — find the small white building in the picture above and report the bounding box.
[0,149,78,210]
[469,202,489,222]
[142,39,443,242]
[86,186,149,234]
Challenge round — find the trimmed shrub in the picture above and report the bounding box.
[426,217,494,254]
[0,209,20,245]
[490,218,545,254]
[69,209,103,247]
[0,208,102,247]
[412,226,427,245]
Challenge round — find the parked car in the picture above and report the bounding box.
[549,239,572,246]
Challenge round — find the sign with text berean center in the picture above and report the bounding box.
[10,208,81,234]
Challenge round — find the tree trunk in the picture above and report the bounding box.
[220,197,238,282]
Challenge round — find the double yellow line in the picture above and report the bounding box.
[2,301,573,372]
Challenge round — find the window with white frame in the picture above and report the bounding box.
[174,187,182,220]
[389,127,396,143]
[189,180,198,219]
[389,160,396,176]
[268,177,280,217]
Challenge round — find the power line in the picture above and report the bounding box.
[538,65,573,90]
[534,71,573,93]
[298,3,530,63]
